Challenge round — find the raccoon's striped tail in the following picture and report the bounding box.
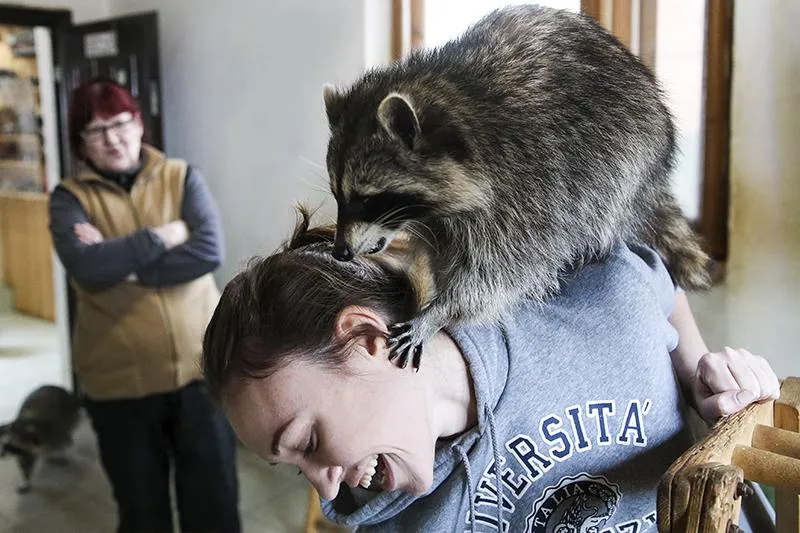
[646,196,712,291]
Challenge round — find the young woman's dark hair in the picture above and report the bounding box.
[202,207,418,403]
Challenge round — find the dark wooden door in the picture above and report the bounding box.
[57,12,163,177]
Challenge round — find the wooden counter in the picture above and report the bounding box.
[0,190,55,321]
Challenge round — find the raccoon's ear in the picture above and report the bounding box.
[377,93,420,150]
[323,83,345,126]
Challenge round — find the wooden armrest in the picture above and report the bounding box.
[658,377,800,533]
[305,487,347,533]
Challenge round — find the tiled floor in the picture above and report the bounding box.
[0,312,66,423]
[0,415,312,533]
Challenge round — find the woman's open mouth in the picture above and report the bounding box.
[359,454,392,491]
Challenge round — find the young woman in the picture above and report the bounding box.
[202,215,778,533]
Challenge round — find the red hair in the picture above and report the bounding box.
[68,79,141,157]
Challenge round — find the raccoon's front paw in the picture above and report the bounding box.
[387,323,424,371]
[17,483,30,494]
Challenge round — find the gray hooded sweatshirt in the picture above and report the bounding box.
[323,242,694,533]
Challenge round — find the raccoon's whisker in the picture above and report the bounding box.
[295,173,330,195]
[372,203,428,227]
[308,168,330,185]
[367,205,440,253]
[372,206,409,227]
[404,223,438,254]
[299,155,327,172]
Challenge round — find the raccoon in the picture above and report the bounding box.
[322,5,710,369]
[0,385,81,493]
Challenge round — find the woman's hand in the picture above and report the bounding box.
[74,222,104,245]
[690,347,780,422]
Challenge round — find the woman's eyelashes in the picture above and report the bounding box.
[304,432,317,457]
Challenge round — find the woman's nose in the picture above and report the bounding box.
[305,464,344,501]
[103,128,121,144]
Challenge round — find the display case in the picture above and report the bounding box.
[0,25,45,192]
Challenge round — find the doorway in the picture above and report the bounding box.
[0,17,70,424]
[0,5,166,426]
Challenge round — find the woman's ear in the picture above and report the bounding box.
[133,112,145,139]
[334,305,389,358]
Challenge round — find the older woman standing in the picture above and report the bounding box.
[48,79,240,533]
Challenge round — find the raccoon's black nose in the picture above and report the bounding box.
[333,243,354,262]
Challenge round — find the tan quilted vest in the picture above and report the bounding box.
[58,145,220,400]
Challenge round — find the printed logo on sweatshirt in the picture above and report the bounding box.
[525,473,619,533]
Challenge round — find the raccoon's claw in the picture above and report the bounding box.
[389,344,423,371]
[411,344,423,370]
[388,323,412,336]
[387,323,424,371]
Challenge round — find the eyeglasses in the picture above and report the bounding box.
[81,117,136,143]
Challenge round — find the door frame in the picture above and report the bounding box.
[700,0,734,263]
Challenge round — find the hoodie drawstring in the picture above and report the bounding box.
[485,404,505,533]
[457,404,505,533]
[456,445,477,533]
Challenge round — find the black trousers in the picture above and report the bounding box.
[84,381,241,533]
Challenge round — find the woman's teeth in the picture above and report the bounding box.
[359,455,386,489]
[359,456,378,488]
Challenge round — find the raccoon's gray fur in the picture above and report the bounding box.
[323,5,710,367]
[0,385,81,493]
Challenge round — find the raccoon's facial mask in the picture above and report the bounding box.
[6,423,42,453]
[333,219,398,261]
[333,191,435,261]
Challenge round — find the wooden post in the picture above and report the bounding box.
[775,378,800,533]
[611,0,633,49]
[391,0,404,61]
[580,0,603,22]
[638,0,658,70]
[304,487,322,533]
[700,0,734,262]
[410,0,424,51]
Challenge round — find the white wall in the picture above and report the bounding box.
[365,0,392,69]
[654,0,705,221]
[8,0,110,23]
[107,0,372,283]
[725,0,800,379]
[689,0,800,380]
[424,0,579,49]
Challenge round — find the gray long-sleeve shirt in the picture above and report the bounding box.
[49,166,224,287]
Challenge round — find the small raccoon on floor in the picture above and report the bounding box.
[322,5,710,369]
[0,385,81,493]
